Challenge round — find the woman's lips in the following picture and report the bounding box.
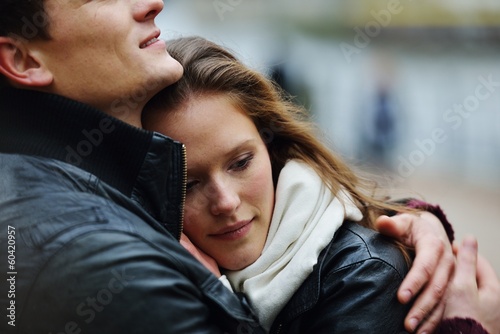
[210,220,253,241]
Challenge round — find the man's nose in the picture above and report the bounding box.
[133,0,164,22]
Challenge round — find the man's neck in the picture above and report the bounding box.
[91,100,145,129]
[0,87,153,195]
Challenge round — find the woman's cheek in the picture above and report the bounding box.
[183,197,205,236]
[248,162,275,219]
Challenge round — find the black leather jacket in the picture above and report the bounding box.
[270,221,411,334]
[0,88,263,333]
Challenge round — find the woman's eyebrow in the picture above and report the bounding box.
[222,139,258,158]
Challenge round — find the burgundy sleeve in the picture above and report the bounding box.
[436,317,490,334]
[404,199,455,243]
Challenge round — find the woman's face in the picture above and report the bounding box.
[151,94,275,270]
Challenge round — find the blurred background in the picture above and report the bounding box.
[158,0,500,274]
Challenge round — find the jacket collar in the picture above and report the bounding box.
[0,87,184,239]
[271,245,325,330]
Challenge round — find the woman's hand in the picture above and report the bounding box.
[441,236,500,334]
[376,212,455,333]
[180,233,221,277]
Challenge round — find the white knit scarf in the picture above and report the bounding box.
[226,160,363,331]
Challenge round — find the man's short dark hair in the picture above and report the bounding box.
[0,0,50,40]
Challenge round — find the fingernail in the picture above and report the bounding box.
[401,289,412,303]
[409,318,419,332]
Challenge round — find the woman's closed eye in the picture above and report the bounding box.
[185,154,254,193]
[186,179,199,193]
[230,154,254,171]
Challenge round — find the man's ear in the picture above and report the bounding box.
[0,37,53,87]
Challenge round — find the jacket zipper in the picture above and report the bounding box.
[178,143,187,241]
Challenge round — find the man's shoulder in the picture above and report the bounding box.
[0,152,174,253]
[0,152,97,195]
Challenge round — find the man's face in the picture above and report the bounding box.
[29,0,182,117]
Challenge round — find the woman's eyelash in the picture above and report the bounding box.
[186,180,198,192]
[232,155,254,171]
[185,154,254,193]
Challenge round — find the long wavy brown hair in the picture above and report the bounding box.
[143,36,414,234]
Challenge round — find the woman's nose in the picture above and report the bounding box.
[208,181,241,216]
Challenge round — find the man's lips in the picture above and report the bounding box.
[140,37,159,48]
[140,31,161,49]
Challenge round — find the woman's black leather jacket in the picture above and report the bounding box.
[270,221,411,334]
